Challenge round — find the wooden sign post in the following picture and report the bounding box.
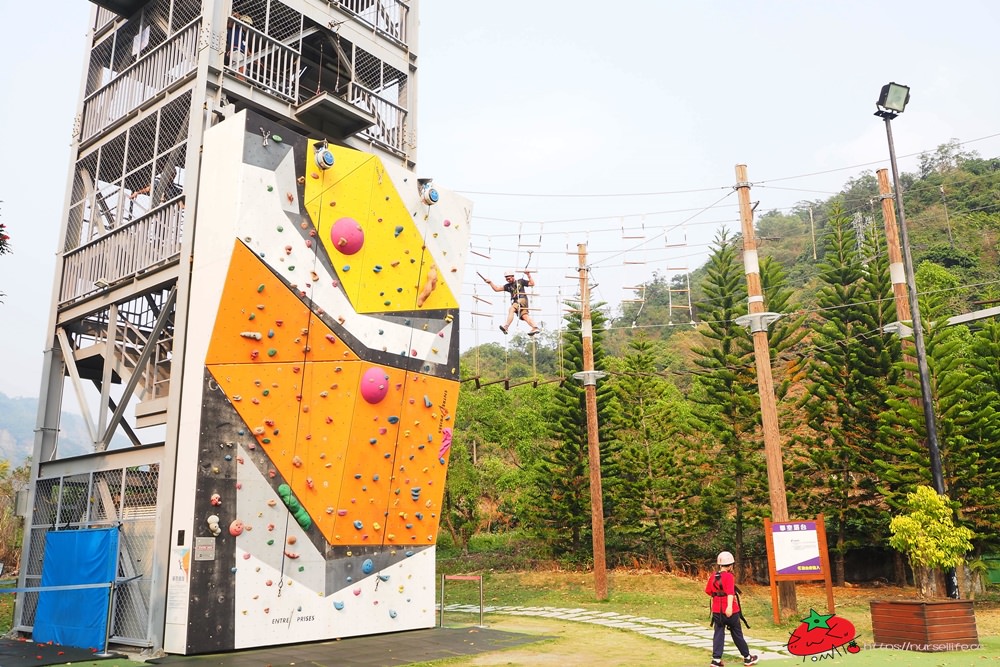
[763,515,834,624]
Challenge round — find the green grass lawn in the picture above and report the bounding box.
[5,567,998,666]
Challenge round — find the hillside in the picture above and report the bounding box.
[0,393,95,464]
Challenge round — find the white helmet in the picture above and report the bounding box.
[717,551,735,566]
[505,269,517,277]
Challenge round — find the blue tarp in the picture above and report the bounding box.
[33,527,119,650]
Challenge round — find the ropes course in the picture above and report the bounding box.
[458,216,707,390]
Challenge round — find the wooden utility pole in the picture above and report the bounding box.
[877,169,913,326]
[575,243,608,600]
[733,164,797,618]
[808,207,817,260]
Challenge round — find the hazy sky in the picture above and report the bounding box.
[2,1,999,399]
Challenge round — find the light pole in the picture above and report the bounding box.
[875,82,959,598]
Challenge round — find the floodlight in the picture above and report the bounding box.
[877,82,910,114]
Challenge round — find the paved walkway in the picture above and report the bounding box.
[442,604,792,661]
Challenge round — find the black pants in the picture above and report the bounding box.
[712,612,750,660]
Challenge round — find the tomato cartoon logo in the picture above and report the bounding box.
[787,609,861,659]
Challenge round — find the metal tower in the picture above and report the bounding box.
[20,0,422,655]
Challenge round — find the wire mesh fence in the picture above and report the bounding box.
[19,464,161,647]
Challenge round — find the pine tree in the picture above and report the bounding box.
[795,204,900,583]
[960,321,1000,554]
[528,302,620,560]
[606,335,696,566]
[882,265,1000,550]
[688,229,767,568]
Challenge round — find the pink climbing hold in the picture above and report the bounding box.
[439,427,453,459]
[330,217,364,255]
[360,366,390,404]
[229,519,244,536]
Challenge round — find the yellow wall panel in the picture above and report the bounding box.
[304,143,459,314]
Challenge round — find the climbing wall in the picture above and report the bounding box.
[164,110,470,654]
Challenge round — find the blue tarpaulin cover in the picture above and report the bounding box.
[33,527,119,650]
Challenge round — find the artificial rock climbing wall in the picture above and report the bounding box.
[163,110,470,654]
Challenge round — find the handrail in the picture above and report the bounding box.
[350,84,407,155]
[60,201,184,305]
[339,0,409,45]
[226,19,301,103]
[80,19,201,143]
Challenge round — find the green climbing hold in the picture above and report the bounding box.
[272,135,283,143]
[278,483,312,530]
[267,348,277,357]
[268,185,274,192]
[257,284,265,293]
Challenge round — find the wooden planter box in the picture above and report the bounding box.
[870,599,979,651]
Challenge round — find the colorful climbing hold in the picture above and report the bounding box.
[360,367,390,404]
[277,484,312,530]
[330,217,364,255]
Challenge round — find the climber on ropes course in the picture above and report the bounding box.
[481,268,541,336]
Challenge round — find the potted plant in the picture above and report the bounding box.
[869,485,979,651]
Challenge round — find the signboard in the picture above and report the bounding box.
[772,521,822,576]
[763,515,834,624]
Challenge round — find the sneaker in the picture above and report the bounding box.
[743,656,758,666]
[528,328,540,336]
[499,325,508,334]
[710,660,725,667]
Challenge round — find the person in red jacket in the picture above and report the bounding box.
[705,550,758,667]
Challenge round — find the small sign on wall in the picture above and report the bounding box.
[194,537,216,561]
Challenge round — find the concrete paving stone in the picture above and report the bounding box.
[635,628,680,637]
[443,605,792,659]
[663,636,713,646]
